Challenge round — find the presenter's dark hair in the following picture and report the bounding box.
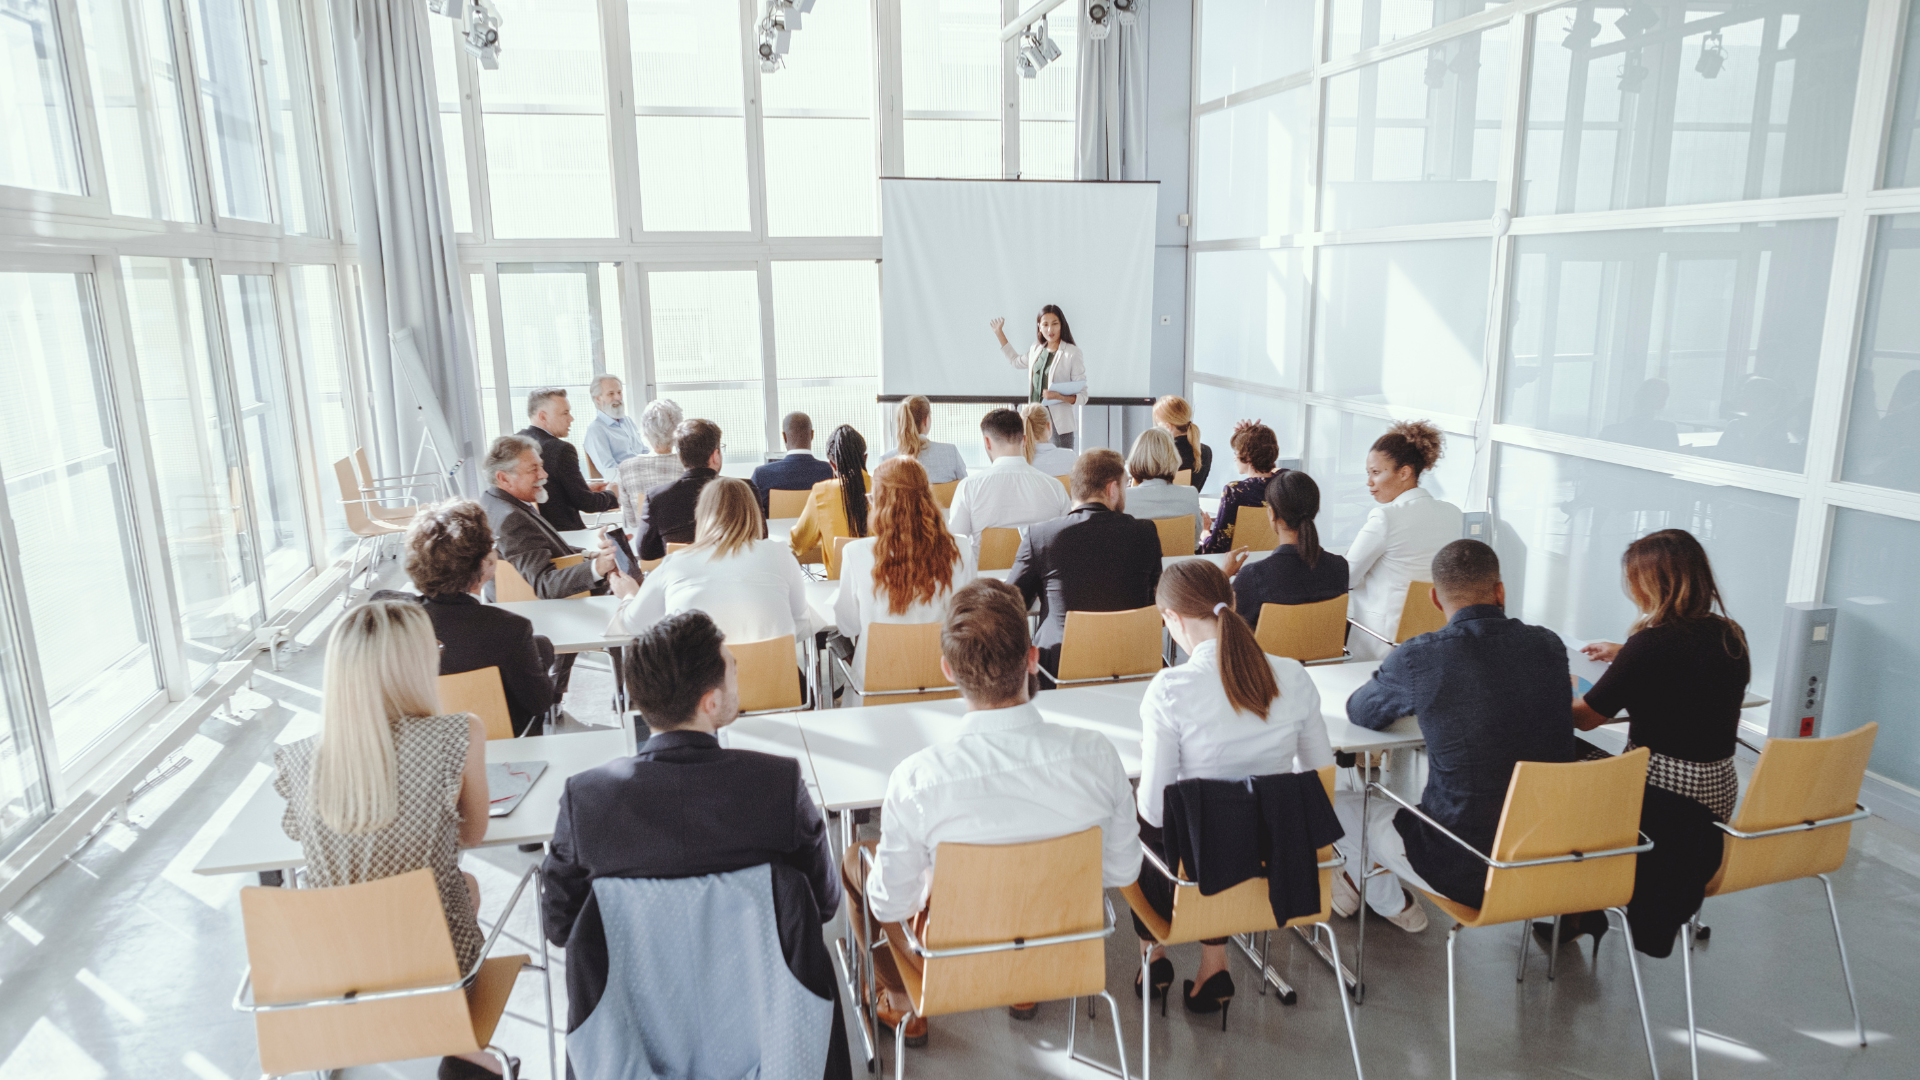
[1035,304,1076,347]
[826,424,870,539]
[1264,470,1325,569]
[626,611,728,731]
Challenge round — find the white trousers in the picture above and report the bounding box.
[1333,789,1440,916]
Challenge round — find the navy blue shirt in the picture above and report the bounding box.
[1233,545,1349,624]
[1346,604,1577,907]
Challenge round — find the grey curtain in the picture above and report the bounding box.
[329,0,480,493]
[1075,5,1149,180]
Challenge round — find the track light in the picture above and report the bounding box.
[1112,0,1136,28]
[1017,16,1060,78]
[1087,0,1111,41]
[1424,50,1448,90]
[1618,60,1650,93]
[1033,16,1061,62]
[428,0,463,18]
[1615,4,1658,36]
[463,0,500,69]
[756,0,808,73]
[1562,13,1600,49]
[1696,30,1726,79]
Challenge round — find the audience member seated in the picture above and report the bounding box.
[583,374,643,477]
[946,407,1072,556]
[611,478,814,648]
[1564,529,1749,957]
[373,500,555,736]
[1346,420,1462,660]
[520,387,619,533]
[1153,394,1211,491]
[1199,420,1281,554]
[751,411,836,519]
[541,612,846,1076]
[274,602,503,1080]
[619,398,685,535]
[833,458,977,692]
[1231,469,1348,623]
[1121,428,1203,550]
[1019,403,1077,476]
[635,418,762,562]
[1334,540,1577,932]
[1133,561,1334,1013]
[788,425,871,574]
[843,580,1138,1045]
[879,395,968,484]
[1007,449,1162,676]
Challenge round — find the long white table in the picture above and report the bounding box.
[494,595,628,654]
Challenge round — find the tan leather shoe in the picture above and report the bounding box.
[1008,1002,1040,1020]
[877,992,927,1047]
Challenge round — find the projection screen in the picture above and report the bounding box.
[880,178,1158,399]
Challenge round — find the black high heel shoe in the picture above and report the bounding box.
[1183,970,1236,1030]
[1531,911,1611,958]
[1135,956,1175,1013]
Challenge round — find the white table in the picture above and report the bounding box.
[494,596,629,654]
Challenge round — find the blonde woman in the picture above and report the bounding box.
[1019,403,1077,476]
[1123,428,1203,548]
[611,477,814,645]
[274,601,502,1079]
[880,395,968,484]
[1153,395,1210,490]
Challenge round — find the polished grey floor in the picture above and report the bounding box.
[0,573,1913,1079]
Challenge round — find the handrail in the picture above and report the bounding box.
[1346,619,1395,648]
[896,896,1118,960]
[1140,839,1343,889]
[1369,783,1653,870]
[1715,804,1870,841]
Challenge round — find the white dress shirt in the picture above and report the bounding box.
[865,701,1139,923]
[1029,440,1077,477]
[1121,477,1203,548]
[613,538,814,645]
[1135,640,1336,827]
[1345,486,1463,659]
[946,454,1073,553]
[878,440,969,484]
[832,537,977,686]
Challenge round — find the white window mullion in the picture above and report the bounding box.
[875,0,905,176]
[758,258,780,456]
[742,0,772,240]
[1468,12,1534,512]
[1001,0,1019,177]
[603,0,645,241]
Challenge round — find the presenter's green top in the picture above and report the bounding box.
[1030,348,1056,403]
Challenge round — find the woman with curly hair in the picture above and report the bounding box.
[1197,420,1281,555]
[1346,420,1463,659]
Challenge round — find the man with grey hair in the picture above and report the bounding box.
[520,387,620,533]
[619,397,686,535]
[583,374,643,477]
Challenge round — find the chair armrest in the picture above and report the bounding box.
[1139,840,1343,889]
[895,895,1118,960]
[1734,734,1765,756]
[1346,620,1395,648]
[1714,804,1869,841]
[1367,782,1651,870]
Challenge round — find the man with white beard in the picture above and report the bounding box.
[582,374,644,477]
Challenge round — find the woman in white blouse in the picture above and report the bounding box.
[1134,560,1333,1016]
[990,305,1087,447]
[878,395,968,484]
[1019,403,1077,477]
[609,477,813,647]
[833,457,976,699]
[1345,420,1464,660]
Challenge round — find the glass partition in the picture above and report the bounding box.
[220,273,311,597]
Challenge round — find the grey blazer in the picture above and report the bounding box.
[1123,478,1203,548]
[480,486,597,600]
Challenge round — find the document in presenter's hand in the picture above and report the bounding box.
[1049,380,1087,396]
[488,760,549,817]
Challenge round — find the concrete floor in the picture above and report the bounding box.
[0,570,1913,1079]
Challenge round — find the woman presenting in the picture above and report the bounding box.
[991,304,1087,448]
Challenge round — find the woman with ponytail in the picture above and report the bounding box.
[1019,403,1077,475]
[1152,394,1210,490]
[879,395,968,484]
[1347,420,1463,659]
[1132,560,1334,1016]
[1230,469,1349,622]
[787,424,872,578]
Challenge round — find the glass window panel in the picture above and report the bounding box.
[1322,20,1508,231]
[1328,0,1500,61]
[902,0,1000,178]
[763,0,875,235]
[925,402,993,470]
[184,0,272,219]
[654,385,766,466]
[1194,86,1311,241]
[1306,405,1472,550]
[220,274,311,597]
[629,0,749,231]
[1885,0,1920,190]
[497,264,606,456]
[469,272,505,438]
[287,266,356,557]
[0,272,160,763]
[1191,384,1304,496]
[0,613,48,853]
[648,269,762,383]
[74,0,198,220]
[1313,238,1490,416]
[1492,443,1793,694]
[1506,220,1832,473]
[600,263,626,382]
[777,381,878,458]
[903,119,1001,178]
[1842,214,1920,492]
[254,0,325,233]
[122,257,264,683]
[1522,1,1866,216]
[634,118,751,232]
[1199,0,1314,101]
[478,0,615,237]
[0,0,84,194]
[429,23,473,233]
[1192,248,1306,388]
[772,261,878,381]
[1822,508,1920,789]
[1017,8,1076,180]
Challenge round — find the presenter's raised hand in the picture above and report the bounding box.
[990,316,1009,346]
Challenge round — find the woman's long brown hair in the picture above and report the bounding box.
[871,457,960,615]
[1622,528,1747,657]
[1157,560,1279,719]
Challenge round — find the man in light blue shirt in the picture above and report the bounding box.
[583,374,644,478]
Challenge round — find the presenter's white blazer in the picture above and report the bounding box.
[1344,486,1463,660]
[1000,340,1087,436]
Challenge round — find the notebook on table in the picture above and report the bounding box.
[487,760,548,817]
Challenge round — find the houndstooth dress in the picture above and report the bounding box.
[275,714,484,972]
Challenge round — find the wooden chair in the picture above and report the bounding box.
[1231,505,1279,552]
[1044,606,1163,688]
[864,829,1126,1079]
[1055,474,1072,491]
[768,488,811,519]
[333,458,410,597]
[233,867,548,1079]
[1173,469,1192,487]
[1147,516,1195,558]
[438,667,514,740]
[1370,749,1658,1080]
[1255,596,1350,664]
[732,635,807,716]
[1121,767,1359,1079]
[1394,580,1446,642]
[823,535,859,581]
[635,545,687,576]
[929,480,959,509]
[830,622,957,706]
[977,527,1021,572]
[494,556,589,601]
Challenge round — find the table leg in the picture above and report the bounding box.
[830,809,878,1070]
[1355,778,1368,1004]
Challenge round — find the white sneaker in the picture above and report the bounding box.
[1332,871,1360,918]
[1383,889,1429,933]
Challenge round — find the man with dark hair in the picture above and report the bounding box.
[631,418,764,561]
[750,411,834,519]
[1007,448,1163,675]
[946,408,1071,556]
[842,579,1137,1045]
[521,387,621,533]
[1333,539,1577,932]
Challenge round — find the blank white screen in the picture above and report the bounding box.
[880,178,1157,399]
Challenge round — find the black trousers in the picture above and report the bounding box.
[1057,431,1075,449]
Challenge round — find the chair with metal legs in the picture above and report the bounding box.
[1038,606,1164,689]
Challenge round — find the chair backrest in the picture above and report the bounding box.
[1471,749,1650,926]
[1056,606,1162,683]
[352,446,377,486]
[930,480,960,508]
[977,527,1021,572]
[666,542,690,556]
[1709,723,1878,898]
[1395,580,1446,642]
[919,828,1107,1017]
[1232,505,1279,552]
[768,487,811,519]
[439,667,513,741]
[240,869,480,1073]
[1164,767,1339,942]
[1056,474,1071,491]
[334,458,382,537]
[859,622,957,702]
[825,535,857,580]
[1148,516,1194,558]
[584,454,601,481]
[550,553,590,599]
[493,557,538,602]
[1255,597,1348,663]
[732,635,804,714]
[1173,469,1192,487]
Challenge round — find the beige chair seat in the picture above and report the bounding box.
[1255,596,1349,664]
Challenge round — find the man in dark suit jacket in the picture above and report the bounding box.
[633,418,765,561]
[750,411,834,518]
[1007,448,1162,676]
[521,388,620,533]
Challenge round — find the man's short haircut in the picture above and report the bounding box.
[675,418,723,468]
[404,499,495,596]
[1431,539,1502,603]
[941,579,1031,703]
[1071,448,1128,503]
[624,611,728,731]
[590,373,621,397]
[980,408,1025,444]
[483,434,539,484]
[526,387,567,418]
[782,411,813,442]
